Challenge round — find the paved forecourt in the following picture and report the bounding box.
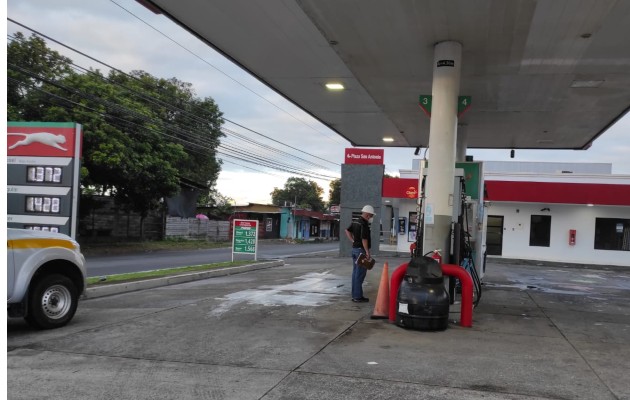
[7,254,630,399]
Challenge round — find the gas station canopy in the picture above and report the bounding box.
[142,0,630,150]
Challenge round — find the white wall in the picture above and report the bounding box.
[395,201,418,254]
[487,202,630,266]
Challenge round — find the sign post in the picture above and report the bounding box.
[232,219,258,261]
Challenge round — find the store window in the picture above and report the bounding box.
[594,218,630,251]
[529,215,551,247]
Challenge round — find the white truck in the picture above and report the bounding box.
[7,228,87,329]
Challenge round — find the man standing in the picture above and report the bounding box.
[344,205,374,302]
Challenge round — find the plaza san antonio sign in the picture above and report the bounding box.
[344,148,384,165]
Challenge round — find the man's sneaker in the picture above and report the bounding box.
[352,297,369,303]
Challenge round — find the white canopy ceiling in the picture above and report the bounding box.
[143,0,630,150]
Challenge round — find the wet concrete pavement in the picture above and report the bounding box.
[7,255,630,399]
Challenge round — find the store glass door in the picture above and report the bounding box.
[486,215,504,256]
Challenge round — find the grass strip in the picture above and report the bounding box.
[87,261,255,286]
[81,239,231,256]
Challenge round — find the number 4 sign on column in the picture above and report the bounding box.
[418,95,471,117]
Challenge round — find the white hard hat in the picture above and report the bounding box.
[361,205,375,215]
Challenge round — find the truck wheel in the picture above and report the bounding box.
[25,274,79,329]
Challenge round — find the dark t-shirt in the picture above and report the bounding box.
[347,217,371,250]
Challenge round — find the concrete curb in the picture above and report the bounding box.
[83,260,285,299]
[487,256,628,271]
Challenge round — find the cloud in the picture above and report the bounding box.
[216,170,295,205]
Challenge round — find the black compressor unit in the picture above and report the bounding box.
[396,256,450,331]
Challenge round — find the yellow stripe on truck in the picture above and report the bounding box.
[8,238,76,250]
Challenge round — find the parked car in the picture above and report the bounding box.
[7,228,87,329]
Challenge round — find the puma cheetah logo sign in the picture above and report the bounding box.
[7,132,68,151]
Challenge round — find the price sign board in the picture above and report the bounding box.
[7,122,83,237]
[232,219,258,260]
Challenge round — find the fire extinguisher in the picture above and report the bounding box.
[430,249,442,264]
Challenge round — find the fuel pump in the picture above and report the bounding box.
[396,164,484,331]
[396,158,450,331]
[453,177,482,307]
[412,159,427,258]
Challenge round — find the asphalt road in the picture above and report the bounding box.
[85,241,340,277]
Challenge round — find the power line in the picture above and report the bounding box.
[8,70,338,181]
[6,22,341,169]
[219,158,286,179]
[109,0,348,147]
[9,73,329,180]
[9,58,337,179]
[9,34,335,179]
[221,127,334,170]
[222,119,339,167]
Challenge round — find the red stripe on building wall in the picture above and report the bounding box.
[485,181,630,206]
[382,178,419,199]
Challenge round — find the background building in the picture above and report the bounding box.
[484,162,629,267]
[379,160,629,267]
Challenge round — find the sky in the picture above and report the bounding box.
[5,0,630,205]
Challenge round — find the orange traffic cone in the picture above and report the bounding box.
[371,262,390,319]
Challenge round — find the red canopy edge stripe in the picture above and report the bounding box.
[485,181,630,206]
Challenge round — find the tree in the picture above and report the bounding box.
[271,177,325,212]
[7,32,74,121]
[7,33,225,236]
[107,71,224,186]
[198,188,234,219]
[328,178,341,207]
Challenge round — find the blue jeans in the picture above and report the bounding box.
[351,247,367,299]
